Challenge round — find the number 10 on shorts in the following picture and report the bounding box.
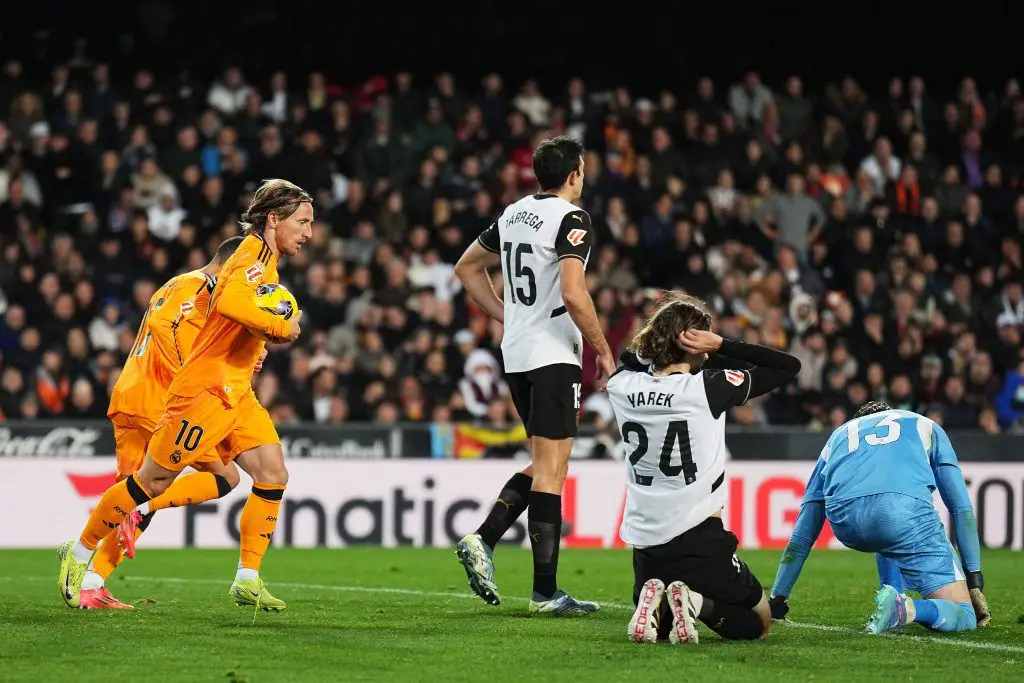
[175,419,204,452]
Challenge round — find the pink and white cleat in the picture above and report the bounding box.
[79,587,134,610]
[118,510,142,559]
[666,581,700,644]
[628,579,665,643]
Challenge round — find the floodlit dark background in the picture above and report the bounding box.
[1,1,1023,453]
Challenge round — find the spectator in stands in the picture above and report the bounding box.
[3,41,1024,436]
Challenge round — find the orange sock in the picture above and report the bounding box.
[90,515,149,580]
[80,474,151,550]
[239,483,285,571]
[147,472,232,512]
[91,528,126,580]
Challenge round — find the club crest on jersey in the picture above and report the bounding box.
[724,370,746,386]
[566,228,587,246]
[245,262,265,284]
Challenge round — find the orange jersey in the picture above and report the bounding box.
[107,270,217,421]
[167,234,292,407]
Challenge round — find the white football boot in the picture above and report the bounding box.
[665,581,700,644]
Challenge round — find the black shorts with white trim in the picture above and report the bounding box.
[506,363,582,439]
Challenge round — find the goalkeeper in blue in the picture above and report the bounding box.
[769,401,991,634]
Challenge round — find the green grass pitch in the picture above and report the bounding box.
[1,548,1022,682]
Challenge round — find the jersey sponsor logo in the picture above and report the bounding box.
[565,228,587,246]
[724,370,746,387]
[179,299,196,316]
[245,262,265,284]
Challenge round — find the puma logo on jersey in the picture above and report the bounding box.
[245,262,265,284]
[724,370,745,387]
[627,391,673,408]
[566,228,587,246]
[571,213,583,221]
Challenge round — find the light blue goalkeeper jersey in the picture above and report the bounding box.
[802,409,959,507]
[770,409,980,599]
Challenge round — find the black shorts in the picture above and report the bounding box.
[506,363,581,439]
[632,516,764,610]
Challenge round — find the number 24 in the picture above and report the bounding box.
[847,414,901,453]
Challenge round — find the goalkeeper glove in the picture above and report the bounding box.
[769,594,789,621]
[966,571,990,627]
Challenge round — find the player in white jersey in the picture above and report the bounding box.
[453,136,616,616]
[607,293,801,644]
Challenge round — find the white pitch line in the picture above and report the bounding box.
[5,575,1022,655]
[783,619,1024,654]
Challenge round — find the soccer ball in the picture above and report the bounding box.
[254,283,297,320]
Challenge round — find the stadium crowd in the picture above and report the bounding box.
[1,54,1024,433]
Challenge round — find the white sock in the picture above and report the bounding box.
[81,570,104,591]
[235,567,259,582]
[689,590,704,617]
[71,541,93,564]
[136,501,151,516]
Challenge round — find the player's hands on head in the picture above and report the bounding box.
[769,594,789,621]
[678,329,723,355]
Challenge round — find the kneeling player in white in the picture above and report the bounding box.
[607,293,801,643]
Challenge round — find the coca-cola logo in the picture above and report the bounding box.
[0,426,101,457]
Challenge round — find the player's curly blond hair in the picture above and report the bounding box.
[628,291,713,370]
[238,179,313,236]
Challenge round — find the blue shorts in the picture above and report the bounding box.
[826,492,966,597]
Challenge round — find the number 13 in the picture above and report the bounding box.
[847,414,901,453]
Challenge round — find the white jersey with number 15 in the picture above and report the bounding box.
[476,193,593,373]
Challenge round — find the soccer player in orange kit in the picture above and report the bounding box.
[78,236,247,609]
[58,179,311,611]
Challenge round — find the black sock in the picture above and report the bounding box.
[697,596,765,640]
[528,491,561,599]
[476,473,533,549]
[137,511,156,532]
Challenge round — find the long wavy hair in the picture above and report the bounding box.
[627,291,713,370]
[238,178,313,236]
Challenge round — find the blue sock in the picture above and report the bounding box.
[913,599,977,632]
[912,599,938,625]
[875,554,904,592]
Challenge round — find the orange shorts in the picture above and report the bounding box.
[111,412,222,478]
[148,389,279,472]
